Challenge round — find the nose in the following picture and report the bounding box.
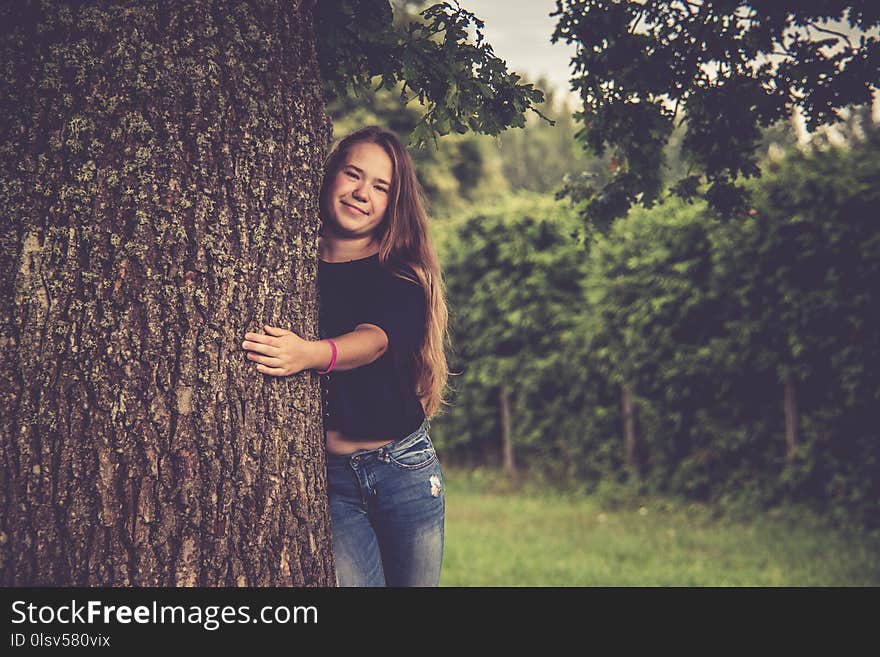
[351,185,367,202]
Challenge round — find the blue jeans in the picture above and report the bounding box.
[326,419,445,587]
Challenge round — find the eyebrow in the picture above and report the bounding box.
[343,164,392,187]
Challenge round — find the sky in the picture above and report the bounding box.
[455,0,579,106]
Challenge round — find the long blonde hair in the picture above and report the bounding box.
[319,126,450,418]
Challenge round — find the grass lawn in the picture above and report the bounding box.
[438,467,880,587]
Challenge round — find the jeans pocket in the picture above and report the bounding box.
[386,435,438,470]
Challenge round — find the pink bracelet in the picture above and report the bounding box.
[316,339,337,375]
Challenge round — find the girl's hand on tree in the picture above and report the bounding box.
[242,325,316,377]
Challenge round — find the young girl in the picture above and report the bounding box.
[241,126,449,587]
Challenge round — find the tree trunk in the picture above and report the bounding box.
[1,0,334,586]
[783,374,800,463]
[621,384,641,477]
[499,386,517,482]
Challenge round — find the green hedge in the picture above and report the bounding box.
[434,135,880,527]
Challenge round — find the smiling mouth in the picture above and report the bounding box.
[342,201,368,215]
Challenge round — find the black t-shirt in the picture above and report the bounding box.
[318,253,427,442]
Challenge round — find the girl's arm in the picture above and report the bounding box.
[242,324,388,377]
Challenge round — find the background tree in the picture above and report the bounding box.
[436,108,880,525]
[495,75,597,195]
[316,0,548,145]
[436,193,621,486]
[550,0,880,228]
[0,0,541,585]
[718,126,880,521]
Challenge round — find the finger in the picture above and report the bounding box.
[256,363,287,376]
[246,353,282,366]
[244,331,281,348]
[244,332,271,344]
[242,340,281,355]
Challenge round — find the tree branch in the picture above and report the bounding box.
[806,20,854,49]
[628,8,645,36]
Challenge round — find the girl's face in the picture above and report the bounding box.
[323,141,394,240]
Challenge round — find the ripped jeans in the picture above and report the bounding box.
[326,419,445,587]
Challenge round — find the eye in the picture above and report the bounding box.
[375,186,388,194]
[344,171,358,179]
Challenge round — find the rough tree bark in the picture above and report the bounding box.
[0,0,334,585]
